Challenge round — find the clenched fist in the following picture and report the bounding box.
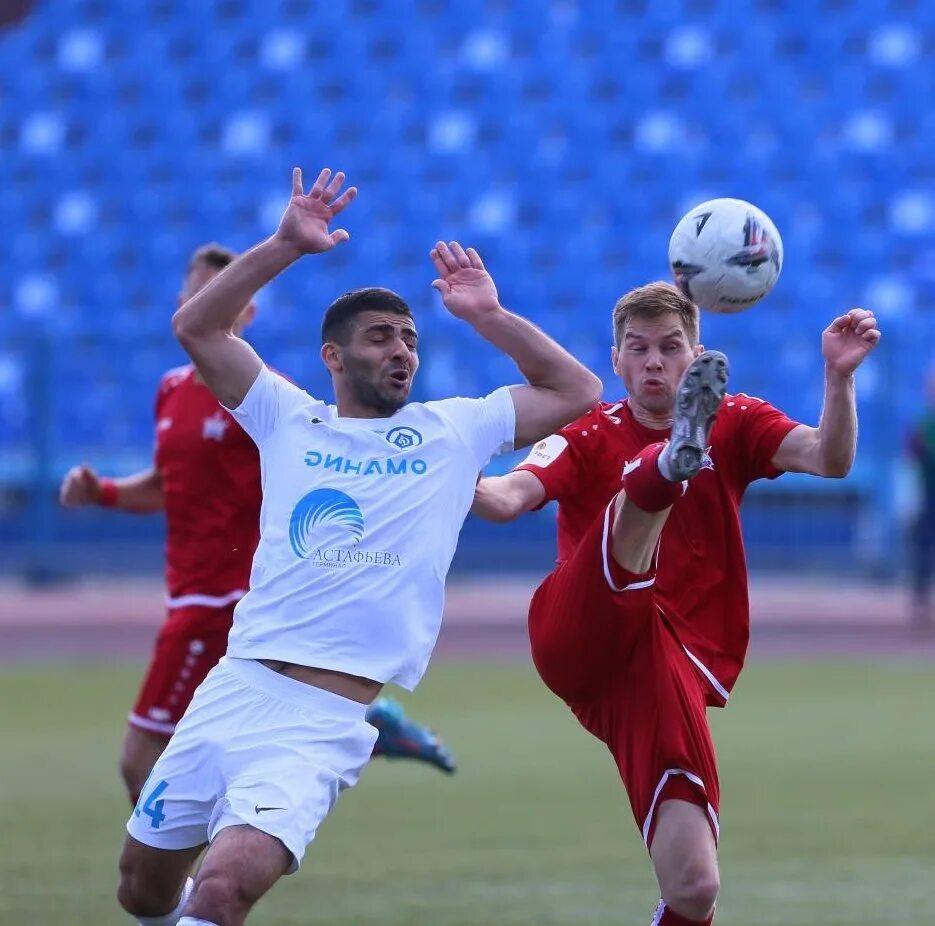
[59,464,102,507]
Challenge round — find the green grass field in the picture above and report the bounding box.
[1,660,931,925]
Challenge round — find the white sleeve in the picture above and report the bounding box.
[223,365,313,446]
[434,386,517,469]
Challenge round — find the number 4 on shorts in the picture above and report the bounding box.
[134,779,169,829]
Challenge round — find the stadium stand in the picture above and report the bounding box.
[0,0,927,573]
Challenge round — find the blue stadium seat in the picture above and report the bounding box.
[0,0,925,515]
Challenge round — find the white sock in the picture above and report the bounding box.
[136,877,194,926]
[177,919,218,926]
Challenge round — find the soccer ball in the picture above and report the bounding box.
[668,198,783,314]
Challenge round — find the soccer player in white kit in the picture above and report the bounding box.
[115,166,603,926]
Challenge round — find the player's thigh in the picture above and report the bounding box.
[650,799,719,907]
[205,660,378,872]
[529,505,658,702]
[117,833,204,912]
[120,724,169,795]
[186,824,291,922]
[580,620,720,846]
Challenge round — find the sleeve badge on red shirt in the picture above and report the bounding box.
[521,433,569,468]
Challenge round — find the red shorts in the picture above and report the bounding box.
[128,603,234,737]
[528,500,720,848]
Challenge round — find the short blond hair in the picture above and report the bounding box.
[612,281,699,347]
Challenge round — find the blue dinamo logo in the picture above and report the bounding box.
[289,488,364,558]
[386,426,422,449]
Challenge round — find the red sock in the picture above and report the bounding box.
[651,900,713,925]
[622,442,685,513]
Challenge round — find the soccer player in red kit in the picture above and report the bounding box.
[60,244,454,807]
[473,282,880,925]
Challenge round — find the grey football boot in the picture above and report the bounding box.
[658,350,730,481]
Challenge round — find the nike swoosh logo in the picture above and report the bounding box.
[254,805,286,814]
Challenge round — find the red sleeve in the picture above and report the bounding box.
[513,408,594,506]
[730,394,800,482]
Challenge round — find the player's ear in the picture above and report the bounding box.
[321,341,343,373]
[610,344,619,372]
[694,343,705,357]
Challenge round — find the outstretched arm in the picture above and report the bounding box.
[472,470,546,522]
[771,308,881,477]
[59,464,164,514]
[173,167,357,409]
[431,242,602,448]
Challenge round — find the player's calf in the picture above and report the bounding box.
[183,869,255,926]
[182,825,291,926]
[117,870,193,925]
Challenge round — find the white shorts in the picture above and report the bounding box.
[126,656,378,871]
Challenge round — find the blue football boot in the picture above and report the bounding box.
[367,698,456,774]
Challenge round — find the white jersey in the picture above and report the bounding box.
[225,365,515,690]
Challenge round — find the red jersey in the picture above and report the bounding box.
[516,395,799,698]
[154,366,261,602]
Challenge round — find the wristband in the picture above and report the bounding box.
[98,478,119,508]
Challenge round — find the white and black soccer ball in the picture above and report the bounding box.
[668,198,783,314]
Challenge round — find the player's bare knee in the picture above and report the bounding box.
[188,869,257,924]
[665,862,719,919]
[116,879,154,918]
[115,873,135,916]
[116,857,175,917]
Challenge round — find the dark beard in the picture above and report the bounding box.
[345,364,407,416]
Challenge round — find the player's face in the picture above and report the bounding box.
[338,311,420,416]
[611,315,701,416]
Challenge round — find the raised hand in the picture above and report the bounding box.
[822,308,881,377]
[276,167,357,256]
[60,464,101,507]
[430,242,502,321]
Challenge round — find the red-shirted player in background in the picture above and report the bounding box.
[60,243,455,807]
[473,282,880,926]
